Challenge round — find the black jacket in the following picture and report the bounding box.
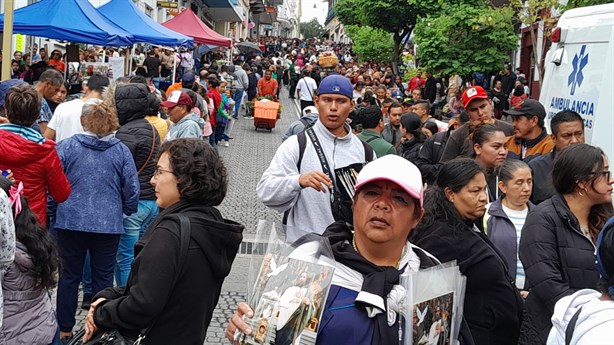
[397,137,424,165]
[414,130,449,185]
[528,150,555,204]
[424,76,437,104]
[518,194,599,344]
[115,83,160,200]
[413,220,523,345]
[93,201,244,345]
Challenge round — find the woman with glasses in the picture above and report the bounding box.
[519,144,614,345]
[83,139,244,345]
[53,101,140,342]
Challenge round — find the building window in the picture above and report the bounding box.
[145,5,153,17]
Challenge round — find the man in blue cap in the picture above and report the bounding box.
[257,74,375,236]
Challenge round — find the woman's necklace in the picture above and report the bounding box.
[352,238,407,269]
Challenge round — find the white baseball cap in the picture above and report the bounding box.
[302,106,318,116]
[354,155,424,207]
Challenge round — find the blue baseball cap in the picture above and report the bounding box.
[0,79,27,107]
[391,89,403,100]
[317,74,353,100]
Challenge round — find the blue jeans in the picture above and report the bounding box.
[232,89,244,119]
[114,199,159,286]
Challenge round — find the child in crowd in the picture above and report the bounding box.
[0,176,60,344]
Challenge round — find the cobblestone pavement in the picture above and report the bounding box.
[68,90,301,344]
[204,91,300,344]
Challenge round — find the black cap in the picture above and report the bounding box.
[503,99,546,119]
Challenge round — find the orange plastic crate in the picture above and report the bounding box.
[254,101,279,129]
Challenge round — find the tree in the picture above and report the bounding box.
[300,18,326,40]
[414,2,517,77]
[345,25,394,64]
[335,0,439,73]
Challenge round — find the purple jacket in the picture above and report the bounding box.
[0,242,56,344]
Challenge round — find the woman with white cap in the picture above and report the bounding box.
[227,155,472,345]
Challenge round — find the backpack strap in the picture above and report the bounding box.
[360,138,375,162]
[299,118,311,131]
[297,130,307,171]
[565,306,583,345]
[284,131,307,225]
[134,213,191,344]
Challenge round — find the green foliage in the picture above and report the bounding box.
[300,18,326,39]
[335,0,442,68]
[560,0,611,11]
[345,25,394,64]
[414,3,517,76]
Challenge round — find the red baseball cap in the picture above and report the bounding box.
[462,86,489,108]
[161,91,192,108]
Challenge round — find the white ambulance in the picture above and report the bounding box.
[540,3,614,160]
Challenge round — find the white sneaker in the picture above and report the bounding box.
[223,141,229,147]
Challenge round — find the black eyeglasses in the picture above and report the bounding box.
[154,168,175,177]
[591,170,611,180]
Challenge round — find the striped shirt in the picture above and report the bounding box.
[0,123,45,144]
[501,204,528,289]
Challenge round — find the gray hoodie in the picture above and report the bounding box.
[232,66,249,91]
[165,113,205,141]
[257,120,373,238]
[281,114,319,142]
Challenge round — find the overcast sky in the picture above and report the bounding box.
[300,0,328,25]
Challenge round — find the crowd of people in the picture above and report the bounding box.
[0,36,612,345]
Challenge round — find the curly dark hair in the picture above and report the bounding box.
[0,177,59,289]
[159,139,227,206]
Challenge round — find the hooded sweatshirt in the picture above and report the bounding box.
[547,289,614,345]
[93,201,243,345]
[55,133,140,233]
[115,83,160,200]
[257,120,373,237]
[165,113,205,141]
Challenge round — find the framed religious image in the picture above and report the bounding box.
[240,255,334,345]
[411,293,455,345]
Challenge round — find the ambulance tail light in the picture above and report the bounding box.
[551,27,561,43]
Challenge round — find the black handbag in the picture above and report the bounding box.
[67,214,192,345]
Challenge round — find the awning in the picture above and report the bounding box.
[97,0,192,47]
[162,9,232,47]
[204,0,243,22]
[0,0,133,46]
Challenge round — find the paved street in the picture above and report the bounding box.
[204,91,300,344]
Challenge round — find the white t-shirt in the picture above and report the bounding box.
[47,99,85,142]
[296,77,317,101]
[501,203,529,289]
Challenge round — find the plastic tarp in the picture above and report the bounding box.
[162,9,231,48]
[0,0,133,46]
[97,0,193,48]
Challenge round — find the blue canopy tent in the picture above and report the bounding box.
[0,0,133,46]
[97,0,193,48]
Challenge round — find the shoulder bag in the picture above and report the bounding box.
[69,214,192,345]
